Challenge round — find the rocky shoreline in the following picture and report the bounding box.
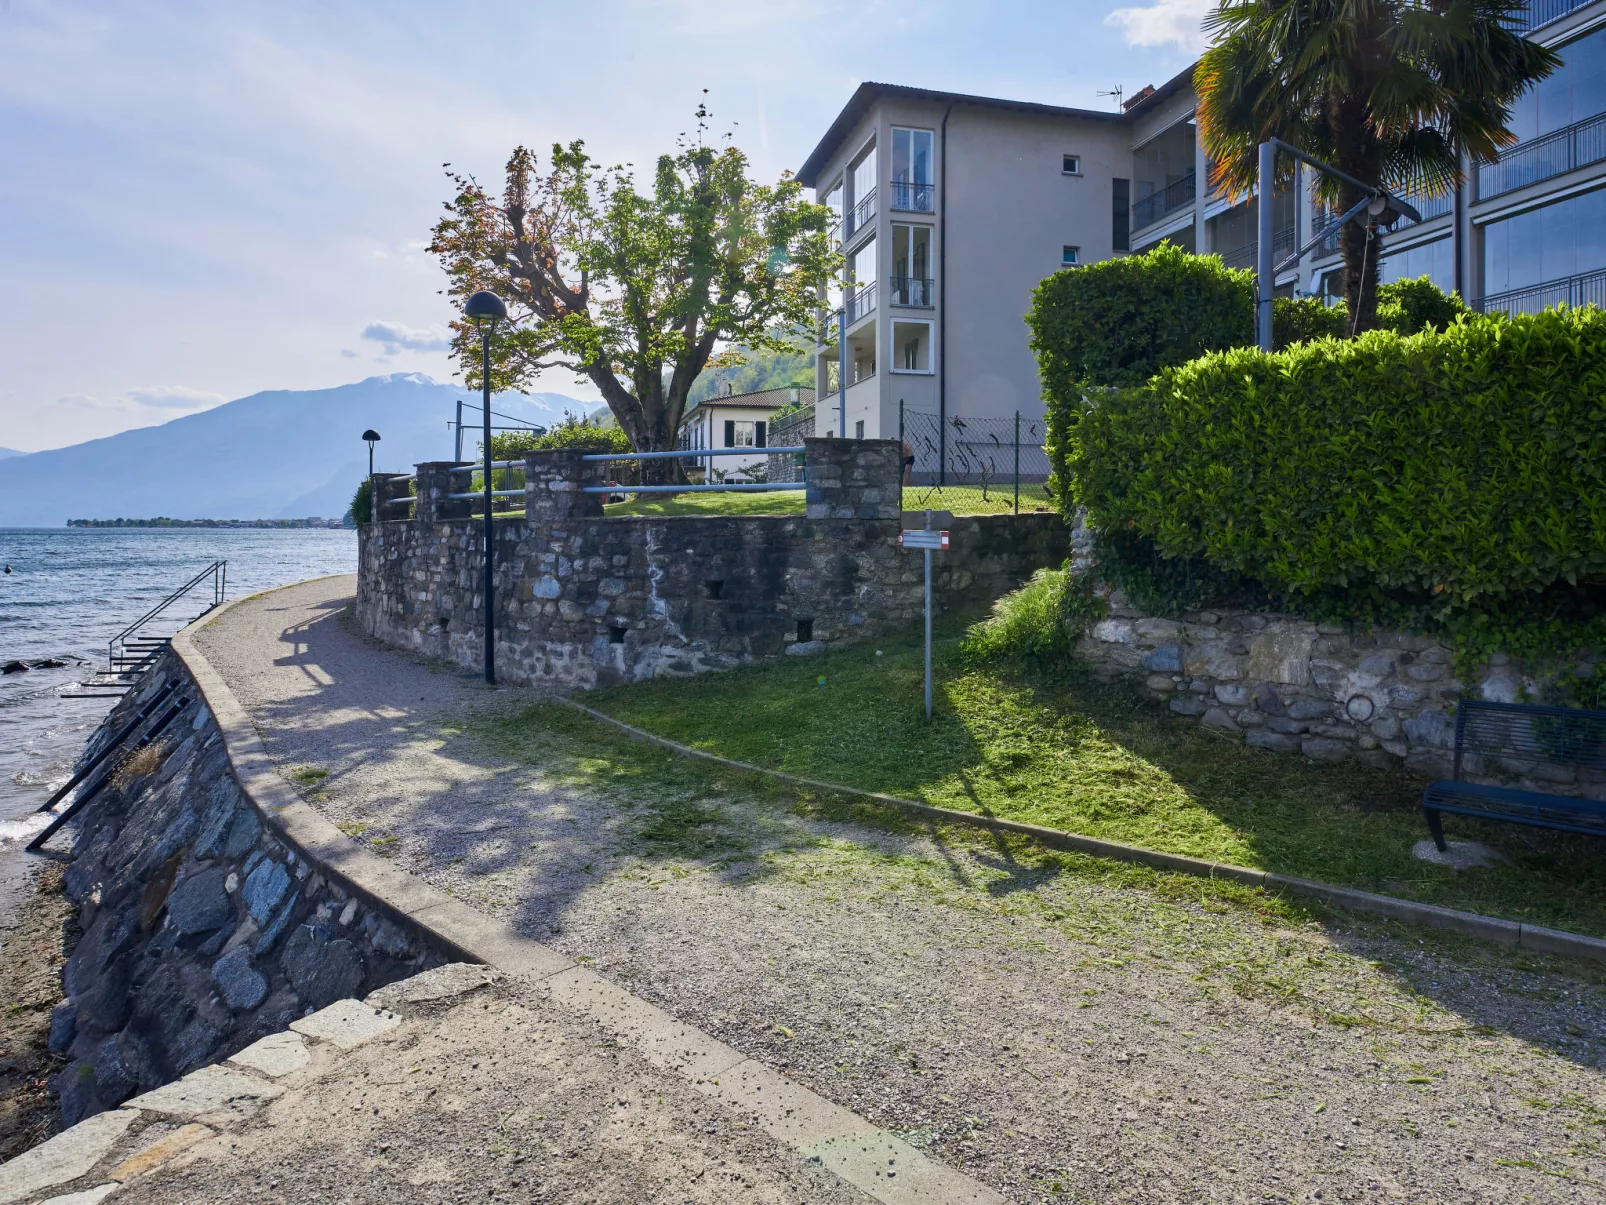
[0,863,73,1162]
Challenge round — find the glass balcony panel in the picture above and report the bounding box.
[889,182,934,212]
[889,277,934,306]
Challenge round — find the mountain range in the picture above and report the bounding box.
[0,375,588,527]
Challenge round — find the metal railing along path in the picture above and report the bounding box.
[108,560,226,673]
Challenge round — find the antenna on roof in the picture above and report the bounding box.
[1097,85,1123,111]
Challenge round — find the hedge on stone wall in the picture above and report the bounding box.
[1065,307,1606,620]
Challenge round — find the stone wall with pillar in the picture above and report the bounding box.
[355,440,1068,689]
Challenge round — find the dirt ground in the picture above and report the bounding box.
[192,577,1606,1204]
[0,862,73,1162]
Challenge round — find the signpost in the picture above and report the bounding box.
[899,512,950,719]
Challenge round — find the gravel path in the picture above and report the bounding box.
[196,577,1606,1203]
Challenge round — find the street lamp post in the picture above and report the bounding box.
[464,290,507,685]
[362,429,381,479]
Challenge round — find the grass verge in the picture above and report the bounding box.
[601,481,1055,518]
[581,625,1606,937]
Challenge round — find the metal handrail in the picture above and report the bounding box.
[889,276,934,306]
[448,490,525,499]
[846,281,877,323]
[109,560,225,670]
[1475,111,1606,201]
[1218,227,1296,271]
[1132,171,1196,230]
[1517,0,1593,32]
[889,182,934,212]
[581,447,804,462]
[582,483,806,495]
[1478,266,1606,315]
[847,188,876,237]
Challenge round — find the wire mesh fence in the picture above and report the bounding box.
[766,403,815,485]
[898,404,1055,515]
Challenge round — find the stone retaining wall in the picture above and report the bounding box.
[357,437,1067,689]
[48,652,447,1126]
[1077,587,1604,798]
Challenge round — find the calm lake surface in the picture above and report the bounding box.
[0,528,356,920]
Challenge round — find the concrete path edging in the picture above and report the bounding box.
[169,593,1009,1205]
[557,697,1606,967]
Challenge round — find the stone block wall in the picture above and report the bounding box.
[357,437,1068,689]
[50,653,446,1126]
[1078,588,1605,797]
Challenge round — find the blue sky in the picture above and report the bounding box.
[0,0,1208,451]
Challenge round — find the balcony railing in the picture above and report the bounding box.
[1218,226,1296,272]
[846,188,877,238]
[889,182,934,213]
[1132,171,1196,231]
[1515,0,1593,32]
[1309,187,1453,251]
[1475,111,1606,200]
[846,281,877,324]
[889,276,934,307]
[1478,266,1606,315]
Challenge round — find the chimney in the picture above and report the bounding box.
[789,387,800,403]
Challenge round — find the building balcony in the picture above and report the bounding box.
[1218,226,1296,272]
[1478,266,1606,315]
[846,189,877,238]
[888,276,934,307]
[889,182,934,213]
[1518,0,1595,32]
[1475,111,1606,201]
[1132,171,1196,231]
[845,281,877,325]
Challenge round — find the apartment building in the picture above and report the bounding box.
[796,0,1606,444]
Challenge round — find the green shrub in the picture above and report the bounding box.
[1376,276,1471,335]
[961,564,1107,662]
[1273,296,1349,346]
[350,478,372,526]
[486,415,632,460]
[1067,307,1606,623]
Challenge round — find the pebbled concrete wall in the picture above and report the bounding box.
[357,437,1067,689]
[47,651,447,1127]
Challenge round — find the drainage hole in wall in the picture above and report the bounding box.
[437,616,450,630]
[704,580,724,600]
[796,618,813,643]
[609,626,628,644]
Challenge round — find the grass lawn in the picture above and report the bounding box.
[582,624,1606,937]
[601,481,1055,518]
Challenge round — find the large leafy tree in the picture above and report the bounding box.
[429,116,835,480]
[1196,0,1556,332]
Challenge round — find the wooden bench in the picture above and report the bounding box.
[1423,698,1606,849]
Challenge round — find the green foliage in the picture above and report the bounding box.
[961,565,1108,662]
[350,478,372,526]
[1066,306,1606,664]
[1376,277,1471,335]
[485,414,633,461]
[689,340,814,403]
[1273,296,1348,346]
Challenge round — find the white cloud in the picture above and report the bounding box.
[1105,0,1213,53]
[361,320,452,354]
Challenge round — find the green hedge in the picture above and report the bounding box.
[1065,307,1606,613]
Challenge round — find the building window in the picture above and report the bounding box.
[1483,186,1606,296]
[1112,178,1130,252]
[891,127,934,211]
[1062,245,1080,266]
[891,223,933,305]
[891,320,933,373]
[1506,25,1606,144]
[724,420,758,448]
[1381,236,1454,294]
[855,420,865,439]
[1062,154,1081,175]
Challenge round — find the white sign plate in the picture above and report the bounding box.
[899,529,950,550]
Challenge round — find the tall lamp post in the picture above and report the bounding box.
[362,429,381,479]
[464,290,507,684]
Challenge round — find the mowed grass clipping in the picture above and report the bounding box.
[585,627,1606,936]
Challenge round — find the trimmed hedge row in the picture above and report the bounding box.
[1062,307,1606,609]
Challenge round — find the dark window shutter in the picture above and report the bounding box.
[755,421,766,448]
[724,420,735,447]
[1112,178,1131,253]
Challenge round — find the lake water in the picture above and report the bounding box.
[0,528,356,920]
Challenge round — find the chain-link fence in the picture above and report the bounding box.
[898,405,1055,515]
[767,403,815,485]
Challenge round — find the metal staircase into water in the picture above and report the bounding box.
[67,561,227,698]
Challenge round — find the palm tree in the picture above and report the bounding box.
[1196,0,1556,332]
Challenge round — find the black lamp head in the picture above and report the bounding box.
[464,291,508,331]
[362,429,381,444]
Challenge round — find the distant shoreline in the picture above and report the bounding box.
[66,518,351,529]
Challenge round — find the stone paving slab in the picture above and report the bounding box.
[0,1109,138,1205]
[227,1031,310,1078]
[365,960,498,1008]
[123,1065,282,1124]
[289,998,401,1049]
[36,1186,120,1205]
